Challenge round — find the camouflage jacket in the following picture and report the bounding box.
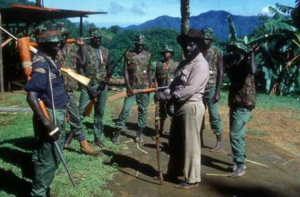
[56,43,79,91]
[125,50,151,89]
[228,58,256,108]
[155,58,179,87]
[204,45,222,89]
[83,45,109,85]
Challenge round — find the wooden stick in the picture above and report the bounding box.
[206,173,229,177]
[1,37,13,48]
[245,159,268,168]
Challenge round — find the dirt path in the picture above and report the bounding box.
[105,102,300,197]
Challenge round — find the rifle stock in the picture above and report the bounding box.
[155,101,163,184]
[84,99,95,117]
[60,67,90,86]
[108,87,167,102]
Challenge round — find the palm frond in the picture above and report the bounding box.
[276,3,294,14]
[226,15,237,42]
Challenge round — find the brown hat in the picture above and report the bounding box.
[177,29,204,46]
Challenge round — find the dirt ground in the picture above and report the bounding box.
[104,101,300,197]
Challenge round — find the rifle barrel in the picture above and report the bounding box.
[53,142,76,188]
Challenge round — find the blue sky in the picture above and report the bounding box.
[40,0,296,27]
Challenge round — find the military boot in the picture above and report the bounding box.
[112,129,121,144]
[135,127,144,143]
[64,132,74,149]
[80,140,102,157]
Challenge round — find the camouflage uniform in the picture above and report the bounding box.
[226,40,256,166]
[78,42,110,144]
[155,45,179,133]
[114,35,152,142]
[56,43,88,141]
[200,28,223,138]
[202,45,223,135]
[115,49,152,129]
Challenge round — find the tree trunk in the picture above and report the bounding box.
[180,0,190,34]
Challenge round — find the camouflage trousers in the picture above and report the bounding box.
[31,108,66,197]
[116,93,150,130]
[229,107,252,165]
[78,84,108,142]
[202,88,223,135]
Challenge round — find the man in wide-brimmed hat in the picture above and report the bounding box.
[225,39,256,178]
[200,28,224,152]
[113,34,153,144]
[154,45,179,135]
[158,29,209,189]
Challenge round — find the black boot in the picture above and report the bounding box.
[112,129,121,144]
[135,127,144,143]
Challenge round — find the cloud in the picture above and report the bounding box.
[109,2,125,15]
[130,4,146,16]
[260,5,274,16]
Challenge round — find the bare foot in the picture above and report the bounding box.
[210,142,223,152]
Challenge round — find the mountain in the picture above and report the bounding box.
[123,10,262,41]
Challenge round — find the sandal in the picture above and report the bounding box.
[174,181,199,189]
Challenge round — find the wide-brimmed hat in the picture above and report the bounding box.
[201,28,214,40]
[133,34,146,45]
[161,45,174,55]
[177,29,204,46]
[89,27,102,37]
[36,23,63,43]
[227,40,248,55]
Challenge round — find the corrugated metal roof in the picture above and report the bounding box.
[0,4,107,24]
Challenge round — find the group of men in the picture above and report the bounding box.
[24,21,256,196]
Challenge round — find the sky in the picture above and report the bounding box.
[38,0,296,27]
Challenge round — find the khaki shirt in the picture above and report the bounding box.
[170,53,209,102]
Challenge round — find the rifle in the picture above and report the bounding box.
[15,33,77,188]
[30,36,93,48]
[84,46,131,116]
[154,101,163,184]
[0,26,90,86]
[108,86,168,102]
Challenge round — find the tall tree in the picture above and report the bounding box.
[180,0,190,34]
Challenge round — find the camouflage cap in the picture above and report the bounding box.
[57,22,70,36]
[161,45,174,55]
[202,28,214,40]
[89,27,102,37]
[227,40,248,54]
[133,34,146,45]
[36,22,63,43]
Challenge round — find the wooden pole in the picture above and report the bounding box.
[0,12,4,93]
[80,16,83,37]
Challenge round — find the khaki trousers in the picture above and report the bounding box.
[168,101,205,183]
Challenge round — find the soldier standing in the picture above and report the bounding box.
[200,28,224,152]
[112,34,152,144]
[25,24,67,197]
[56,25,101,156]
[78,27,110,148]
[225,40,257,177]
[154,45,179,135]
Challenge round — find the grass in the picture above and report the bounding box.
[246,129,267,137]
[220,90,300,113]
[0,91,127,197]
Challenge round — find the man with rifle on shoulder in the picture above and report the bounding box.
[154,45,179,135]
[24,23,70,197]
[112,34,153,144]
[56,23,101,156]
[78,27,110,148]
